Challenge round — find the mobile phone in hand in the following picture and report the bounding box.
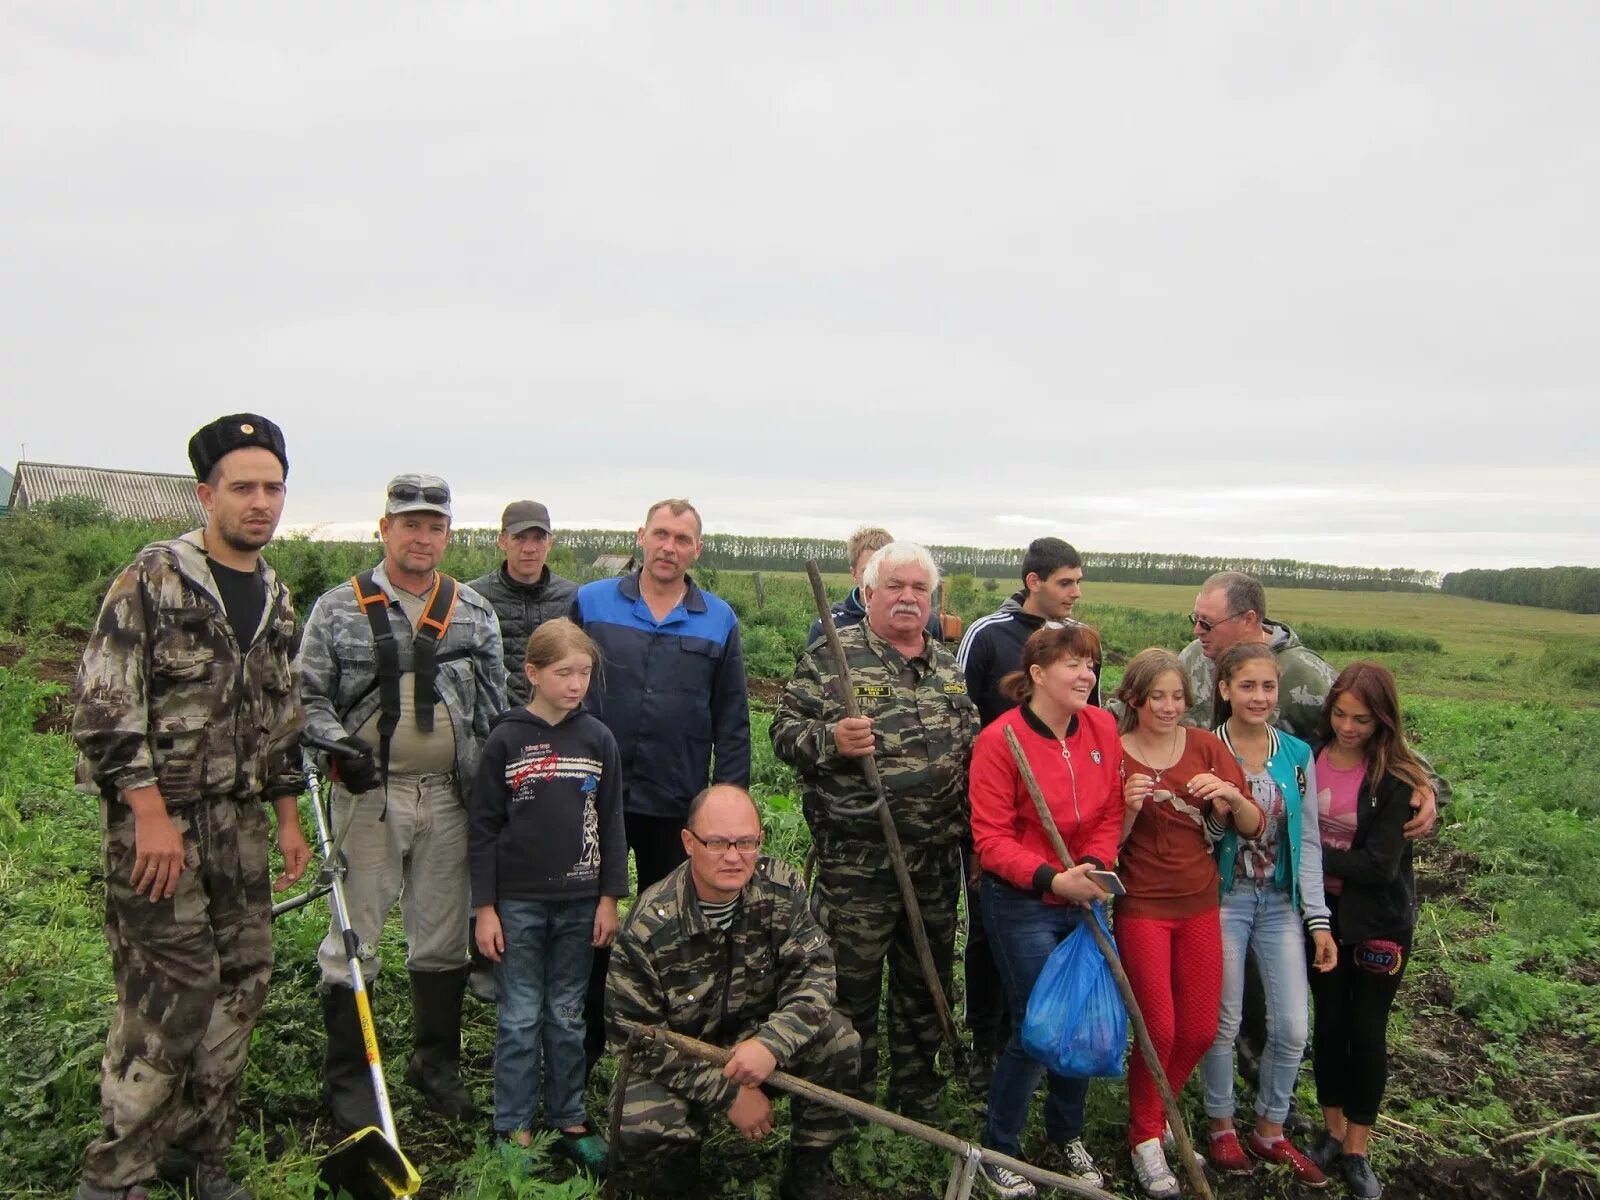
[1087,869,1126,897]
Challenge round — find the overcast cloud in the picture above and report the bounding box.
[4,2,1596,571]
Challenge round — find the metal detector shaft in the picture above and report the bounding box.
[803,559,960,1053]
[307,764,403,1149]
[1001,726,1214,1200]
[269,732,367,919]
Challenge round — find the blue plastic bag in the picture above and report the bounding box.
[1021,903,1128,1078]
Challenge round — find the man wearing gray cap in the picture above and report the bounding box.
[469,501,579,709]
[299,474,506,1132]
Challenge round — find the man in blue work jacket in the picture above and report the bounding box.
[571,498,752,1069]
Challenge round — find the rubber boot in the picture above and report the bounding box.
[779,1146,837,1200]
[321,983,382,1134]
[404,967,479,1119]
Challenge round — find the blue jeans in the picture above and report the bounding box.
[493,897,597,1134]
[980,874,1091,1156]
[1201,881,1310,1124]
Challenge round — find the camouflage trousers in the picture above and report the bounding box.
[810,838,959,1119]
[82,795,274,1188]
[615,1008,860,1168]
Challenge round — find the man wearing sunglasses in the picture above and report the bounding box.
[606,785,860,1200]
[299,473,507,1133]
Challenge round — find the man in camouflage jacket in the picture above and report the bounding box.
[71,414,309,1200]
[299,473,506,1131]
[770,542,977,1121]
[607,785,859,1200]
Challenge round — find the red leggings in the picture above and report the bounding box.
[1114,909,1224,1146]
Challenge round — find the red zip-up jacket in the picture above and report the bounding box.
[970,704,1124,900]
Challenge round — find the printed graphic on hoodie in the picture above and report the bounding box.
[506,743,604,882]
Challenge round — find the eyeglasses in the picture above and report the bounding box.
[685,829,763,855]
[1188,610,1249,634]
[389,483,451,505]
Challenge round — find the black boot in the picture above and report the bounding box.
[320,983,381,1134]
[404,968,479,1119]
[779,1146,836,1200]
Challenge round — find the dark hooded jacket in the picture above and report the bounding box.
[468,563,579,707]
[955,590,1102,727]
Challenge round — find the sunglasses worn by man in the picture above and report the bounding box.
[1190,609,1249,634]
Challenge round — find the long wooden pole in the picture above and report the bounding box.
[802,560,960,1051]
[620,1023,1120,1200]
[1002,725,1214,1200]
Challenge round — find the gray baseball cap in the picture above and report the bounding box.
[384,473,452,518]
[501,500,552,535]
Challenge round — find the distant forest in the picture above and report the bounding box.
[452,527,1443,593]
[1441,566,1600,615]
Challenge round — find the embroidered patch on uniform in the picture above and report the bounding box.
[942,682,968,694]
[1091,749,1102,764]
[1356,939,1405,976]
[853,684,891,698]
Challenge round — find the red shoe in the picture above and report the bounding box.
[1247,1132,1329,1188]
[1207,1130,1253,1176]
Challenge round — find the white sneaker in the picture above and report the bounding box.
[1162,1123,1205,1171]
[1131,1138,1180,1199]
[1055,1138,1104,1187]
[977,1160,1036,1199]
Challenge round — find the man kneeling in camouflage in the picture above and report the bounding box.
[606,785,860,1200]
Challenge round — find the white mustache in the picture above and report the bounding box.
[892,603,922,616]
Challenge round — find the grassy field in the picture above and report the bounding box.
[1,538,1598,1198]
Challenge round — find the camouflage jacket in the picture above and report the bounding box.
[72,530,305,806]
[770,621,978,851]
[606,856,837,1110]
[298,561,506,793]
[1178,620,1338,741]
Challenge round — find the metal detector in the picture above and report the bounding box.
[298,732,422,1200]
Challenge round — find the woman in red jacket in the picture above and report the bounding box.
[969,623,1123,1199]
[1114,648,1261,1199]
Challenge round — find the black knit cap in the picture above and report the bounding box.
[187,413,289,481]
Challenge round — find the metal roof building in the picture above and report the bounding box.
[7,462,204,524]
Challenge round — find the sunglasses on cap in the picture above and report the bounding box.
[388,483,451,505]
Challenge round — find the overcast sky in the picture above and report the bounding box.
[4,3,1596,572]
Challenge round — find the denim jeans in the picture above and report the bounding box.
[494,896,597,1134]
[980,874,1091,1157]
[1201,881,1310,1124]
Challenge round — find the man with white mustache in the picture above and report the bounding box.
[772,542,979,1122]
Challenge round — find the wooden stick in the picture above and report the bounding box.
[802,560,960,1052]
[1002,725,1215,1200]
[1497,1111,1600,1146]
[622,1023,1119,1199]
[602,1032,638,1198]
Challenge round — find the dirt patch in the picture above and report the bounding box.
[0,635,83,733]
[1413,838,1483,907]
[748,676,785,709]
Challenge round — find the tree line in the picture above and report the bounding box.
[533,530,1442,592]
[1441,566,1600,614]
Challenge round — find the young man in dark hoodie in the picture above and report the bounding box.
[953,536,1098,1097]
[470,618,628,1175]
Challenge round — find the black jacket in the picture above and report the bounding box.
[955,591,1101,727]
[1315,750,1417,944]
[469,707,628,906]
[467,563,579,707]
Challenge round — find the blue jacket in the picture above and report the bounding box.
[1213,724,1332,934]
[571,571,750,818]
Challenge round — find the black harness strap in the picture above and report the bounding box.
[350,570,460,791]
[411,573,460,733]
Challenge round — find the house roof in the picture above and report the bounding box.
[9,461,205,524]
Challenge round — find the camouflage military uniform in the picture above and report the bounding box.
[72,530,304,1189]
[1178,620,1339,740]
[606,857,860,1168]
[769,622,978,1118]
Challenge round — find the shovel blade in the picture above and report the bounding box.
[319,1126,421,1199]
